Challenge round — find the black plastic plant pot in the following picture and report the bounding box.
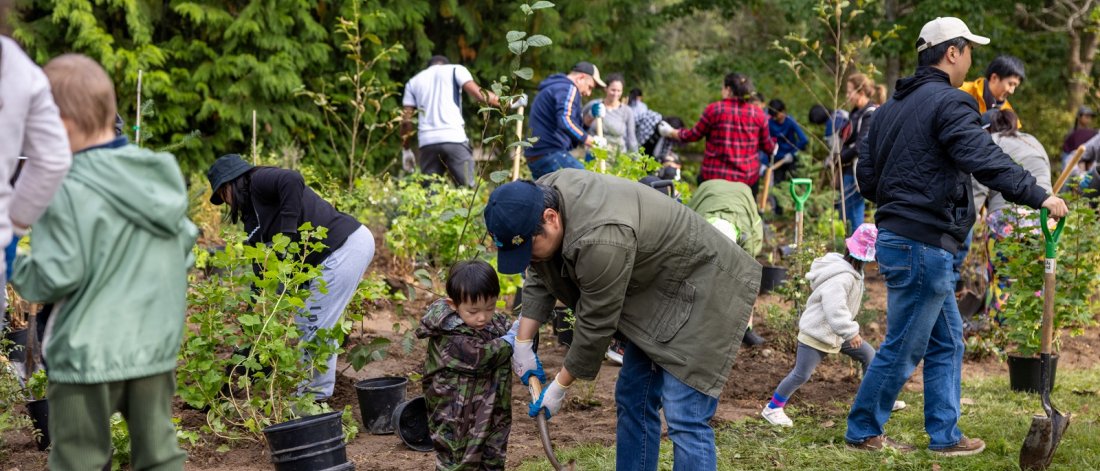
[1007,354,1058,394]
[26,398,49,451]
[759,266,788,294]
[552,309,573,347]
[354,377,408,435]
[261,411,348,471]
[391,396,432,452]
[5,327,28,358]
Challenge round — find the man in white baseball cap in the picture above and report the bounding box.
[847,16,1068,457]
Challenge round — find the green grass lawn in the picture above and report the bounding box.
[518,367,1100,470]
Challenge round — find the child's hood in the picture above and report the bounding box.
[417,299,465,338]
[805,252,862,290]
[67,143,188,238]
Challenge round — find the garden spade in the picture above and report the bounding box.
[1019,208,1071,470]
[596,116,606,173]
[528,376,574,471]
[756,154,793,212]
[789,178,812,247]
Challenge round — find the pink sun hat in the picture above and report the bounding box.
[846,223,878,262]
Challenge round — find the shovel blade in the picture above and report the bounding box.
[1020,412,1071,470]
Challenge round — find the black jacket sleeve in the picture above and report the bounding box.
[937,92,1048,209]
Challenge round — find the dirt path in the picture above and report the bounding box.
[4,266,1100,470]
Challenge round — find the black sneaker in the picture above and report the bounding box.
[742,328,765,346]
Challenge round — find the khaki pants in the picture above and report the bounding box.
[48,371,185,471]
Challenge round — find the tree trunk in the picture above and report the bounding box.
[884,0,900,96]
[1067,30,1099,112]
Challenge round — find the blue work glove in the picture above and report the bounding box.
[591,102,604,118]
[528,378,568,420]
[512,338,546,386]
[4,235,19,280]
[500,320,520,348]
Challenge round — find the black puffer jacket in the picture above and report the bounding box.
[857,67,1048,254]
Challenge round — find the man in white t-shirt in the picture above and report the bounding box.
[401,56,499,187]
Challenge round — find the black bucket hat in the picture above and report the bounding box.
[207,154,253,204]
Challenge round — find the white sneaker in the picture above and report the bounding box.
[892,400,907,412]
[605,347,624,365]
[761,405,793,427]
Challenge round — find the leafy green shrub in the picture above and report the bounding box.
[384,174,491,274]
[178,225,351,441]
[995,191,1100,357]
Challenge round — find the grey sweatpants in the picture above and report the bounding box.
[298,225,374,399]
[774,341,876,399]
[419,142,475,187]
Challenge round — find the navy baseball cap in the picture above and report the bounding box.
[484,181,546,274]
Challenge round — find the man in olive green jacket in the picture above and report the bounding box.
[484,169,761,470]
[12,54,196,471]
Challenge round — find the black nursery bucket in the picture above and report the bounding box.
[26,398,49,451]
[1008,354,1059,394]
[391,396,432,452]
[5,327,28,358]
[759,266,788,294]
[355,376,408,435]
[262,411,348,471]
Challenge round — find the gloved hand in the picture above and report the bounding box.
[512,338,546,385]
[658,121,677,138]
[4,235,19,280]
[591,102,604,118]
[401,148,416,173]
[529,378,569,419]
[589,135,608,149]
[510,93,528,110]
[500,320,520,348]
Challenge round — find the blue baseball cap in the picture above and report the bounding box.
[484,181,546,274]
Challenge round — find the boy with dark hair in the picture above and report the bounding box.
[416,260,515,470]
[959,54,1025,124]
[12,53,196,470]
[849,18,1066,455]
[766,98,808,183]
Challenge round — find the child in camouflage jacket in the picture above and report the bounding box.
[416,260,517,470]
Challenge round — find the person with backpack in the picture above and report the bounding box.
[836,73,886,235]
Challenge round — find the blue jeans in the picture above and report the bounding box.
[845,230,965,449]
[837,172,865,236]
[527,150,585,180]
[616,340,718,471]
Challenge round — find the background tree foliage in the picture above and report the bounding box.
[5,0,1098,177]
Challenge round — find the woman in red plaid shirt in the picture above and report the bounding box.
[661,73,776,188]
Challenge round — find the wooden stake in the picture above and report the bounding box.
[511,106,525,181]
[596,117,605,173]
[135,70,143,145]
[252,110,258,165]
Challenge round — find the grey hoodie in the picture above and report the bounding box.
[797,252,864,353]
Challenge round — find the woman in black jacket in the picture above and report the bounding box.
[207,154,374,400]
[837,73,886,235]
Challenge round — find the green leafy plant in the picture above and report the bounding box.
[25,369,47,401]
[995,192,1100,357]
[178,224,348,442]
[0,340,34,459]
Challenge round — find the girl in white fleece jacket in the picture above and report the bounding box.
[761,223,904,427]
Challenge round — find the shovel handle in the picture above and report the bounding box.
[1052,145,1085,194]
[1039,208,1065,259]
[790,178,813,212]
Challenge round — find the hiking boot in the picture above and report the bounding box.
[847,435,916,453]
[761,405,793,427]
[892,400,907,412]
[742,328,766,347]
[930,436,985,457]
